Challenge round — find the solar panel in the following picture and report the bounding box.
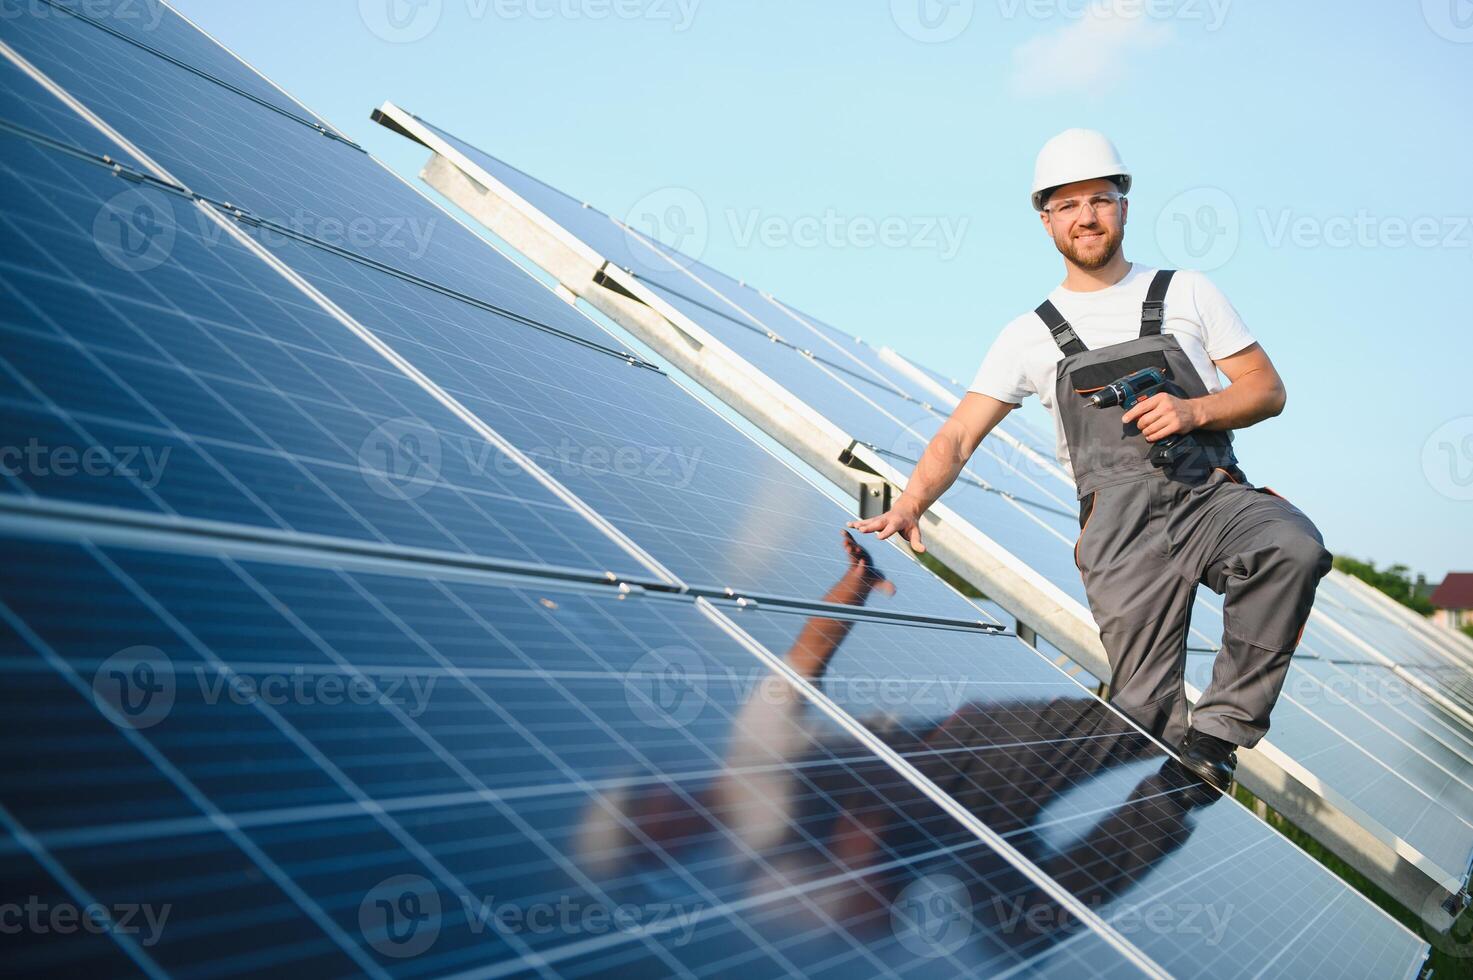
[589,265,1096,602]
[374,104,1473,925]
[717,603,1430,977]
[0,95,643,579]
[0,530,1153,978]
[0,0,1441,973]
[619,280,1092,594]
[1318,575,1473,675]
[1184,605,1473,883]
[15,0,343,136]
[410,114,1084,536]
[1302,659,1473,762]
[0,5,999,624]
[0,4,630,357]
[632,274,1083,529]
[247,230,989,621]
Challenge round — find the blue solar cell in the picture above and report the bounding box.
[1180,597,1473,891]
[634,277,925,442]
[0,5,631,355]
[1315,574,1471,671]
[0,536,1147,978]
[1291,659,1473,788]
[12,0,339,133]
[0,54,144,155]
[1299,659,1473,764]
[1408,665,1473,716]
[0,105,643,577]
[764,315,1067,479]
[259,225,984,617]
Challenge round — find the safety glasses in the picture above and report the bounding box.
[1043,191,1125,220]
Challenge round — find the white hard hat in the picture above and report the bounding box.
[1031,128,1132,211]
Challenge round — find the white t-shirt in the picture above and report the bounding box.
[968,265,1256,477]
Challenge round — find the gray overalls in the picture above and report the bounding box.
[1039,270,1333,749]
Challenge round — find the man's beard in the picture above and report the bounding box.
[1055,224,1123,269]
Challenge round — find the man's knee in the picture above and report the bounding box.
[1278,531,1332,583]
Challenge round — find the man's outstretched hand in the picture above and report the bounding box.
[846,501,925,554]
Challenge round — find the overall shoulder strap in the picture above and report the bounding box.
[1140,269,1176,337]
[1036,299,1087,356]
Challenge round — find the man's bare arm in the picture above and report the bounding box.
[846,393,1017,552]
[1122,342,1286,442]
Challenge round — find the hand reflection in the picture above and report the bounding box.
[840,529,896,601]
[787,532,894,680]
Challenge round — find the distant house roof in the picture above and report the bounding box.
[1429,573,1473,610]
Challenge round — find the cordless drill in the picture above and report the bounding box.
[1089,367,1200,469]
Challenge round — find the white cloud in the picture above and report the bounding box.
[1009,0,1175,97]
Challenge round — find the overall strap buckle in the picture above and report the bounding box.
[1036,299,1087,356]
[1140,269,1176,337]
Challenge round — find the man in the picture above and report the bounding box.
[848,129,1332,790]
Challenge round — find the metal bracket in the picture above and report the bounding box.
[838,440,882,476]
[610,580,649,599]
[100,155,192,199]
[225,206,262,228]
[857,481,892,521]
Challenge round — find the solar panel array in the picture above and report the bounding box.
[369,104,1473,923]
[0,1,1434,976]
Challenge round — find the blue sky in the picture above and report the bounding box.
[172,0,1472,581]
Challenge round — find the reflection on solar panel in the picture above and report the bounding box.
[369,103,1473,928]
[1,530,1154,979]
[0,0,1437,974]
[717,605,1429,978]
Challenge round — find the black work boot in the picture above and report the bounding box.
[1177,729,1238,791]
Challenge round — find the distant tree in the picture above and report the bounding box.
[1462,623,1473,641]
[1332,556,1435,616]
